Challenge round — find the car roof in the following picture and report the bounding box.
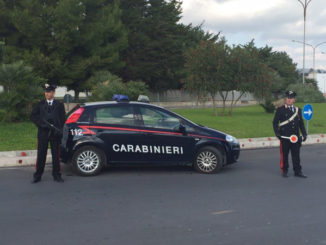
[83,101,164,109]
[81,100,200,128]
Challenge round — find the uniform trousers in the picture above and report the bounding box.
[279,139,302,174]
[34,135,61,178]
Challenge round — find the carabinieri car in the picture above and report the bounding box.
[60,97,240,176]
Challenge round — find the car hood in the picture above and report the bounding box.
[196,126,228,139]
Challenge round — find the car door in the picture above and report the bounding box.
[92,104,147,163]
[134,104,196,164]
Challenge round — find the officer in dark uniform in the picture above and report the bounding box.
[273,90,307,178]
[30,84,66,183]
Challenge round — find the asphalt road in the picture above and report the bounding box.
[1,145,326,245]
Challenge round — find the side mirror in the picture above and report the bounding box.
[179,124,186,135]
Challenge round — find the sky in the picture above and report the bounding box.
[181,0,326,70]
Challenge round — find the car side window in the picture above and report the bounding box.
[94,105,135,126]
[182,121,196,133]
[139,107,180,130]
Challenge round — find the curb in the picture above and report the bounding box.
[0,134,325,168]
[0,150,52,167]
[239,134,325,150]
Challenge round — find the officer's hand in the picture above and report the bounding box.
[302,135,307,142]
[276,133,282,140]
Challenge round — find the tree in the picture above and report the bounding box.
[90,72,149,101]
[119,0,186,91]
[0,61,44,122]
[228,42,268,114]
[184,39,231,116]
[179,23,220,104]
[2,0,128,99]
[258,46,299,98]
[180,23,220,50]
[304,78,319,90]
[287,83,325,103]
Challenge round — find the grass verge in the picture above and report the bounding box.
[172,103,326,138]
[0,103,325,151]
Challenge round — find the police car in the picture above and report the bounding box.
[60,95,240,176]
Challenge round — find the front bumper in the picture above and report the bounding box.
[226,143,240,164]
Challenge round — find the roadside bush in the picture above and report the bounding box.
[90,72,149,101]
[260,99,275,113]
[287,83,325,103]
[0,61,44,122]
[125,81,149,101]
[304,78,319,90]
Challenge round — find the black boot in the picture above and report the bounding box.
[31,176,41,183]
[295,172,307,178]
[53,175,64,182]
[282,171,289,178]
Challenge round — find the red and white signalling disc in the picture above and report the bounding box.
[289,135,298,143]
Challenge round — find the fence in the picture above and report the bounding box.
[148,90,257,108]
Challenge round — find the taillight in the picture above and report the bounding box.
[65,108,84,124]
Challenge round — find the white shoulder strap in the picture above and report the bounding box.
[279,107,298,127]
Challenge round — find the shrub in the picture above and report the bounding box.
[125,81,149,101]
[287,83,325,103]
[0,61,44,122]
[90,72,149,101]
[260,99,275,113]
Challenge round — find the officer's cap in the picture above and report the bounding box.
[44,84,56,92]
[285,90,296,98]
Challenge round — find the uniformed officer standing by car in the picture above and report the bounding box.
[273,90,307,178]
[30,84,66,183]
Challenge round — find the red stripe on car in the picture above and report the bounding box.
[78,125,226,141]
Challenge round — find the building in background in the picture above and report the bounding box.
[307,69,326,97]
[299,69,326,97]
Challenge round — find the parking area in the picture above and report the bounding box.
[0,144,326,245]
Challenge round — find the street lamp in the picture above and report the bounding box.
[292,40,326,80]
[296,0,313,83]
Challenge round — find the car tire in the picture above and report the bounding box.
[72,146,106,176]
[194,146,223,174]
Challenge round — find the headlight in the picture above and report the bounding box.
[226,135,239,144]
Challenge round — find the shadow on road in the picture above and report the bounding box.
[61,162,240,176]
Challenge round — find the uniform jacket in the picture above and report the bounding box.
[30,99,66,139]
[273,105,307,137]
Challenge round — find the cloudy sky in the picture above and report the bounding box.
[181,0,326,70]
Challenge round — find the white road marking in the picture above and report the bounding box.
[0,167,21,170]
[212,210,234,215]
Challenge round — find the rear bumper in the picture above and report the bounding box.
[60,145,70,163]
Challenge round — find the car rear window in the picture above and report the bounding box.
[78,108,91,123]
[66,104,81,119]
[94,105,135,126]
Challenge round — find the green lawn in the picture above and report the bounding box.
[0,122,37,151]
[0,103,325,151]
[172,103,326,138]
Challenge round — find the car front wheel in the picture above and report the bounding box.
[72,146,106,176]
[194,146,223,174]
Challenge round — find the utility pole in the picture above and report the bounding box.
[292,40,326,80]
[297,0,312,83]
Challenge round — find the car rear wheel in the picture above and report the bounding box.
[194,146,223,174]
[72,146,106,176]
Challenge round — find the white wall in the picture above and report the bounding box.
[54,86,89,98]
[316,73,326,95]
